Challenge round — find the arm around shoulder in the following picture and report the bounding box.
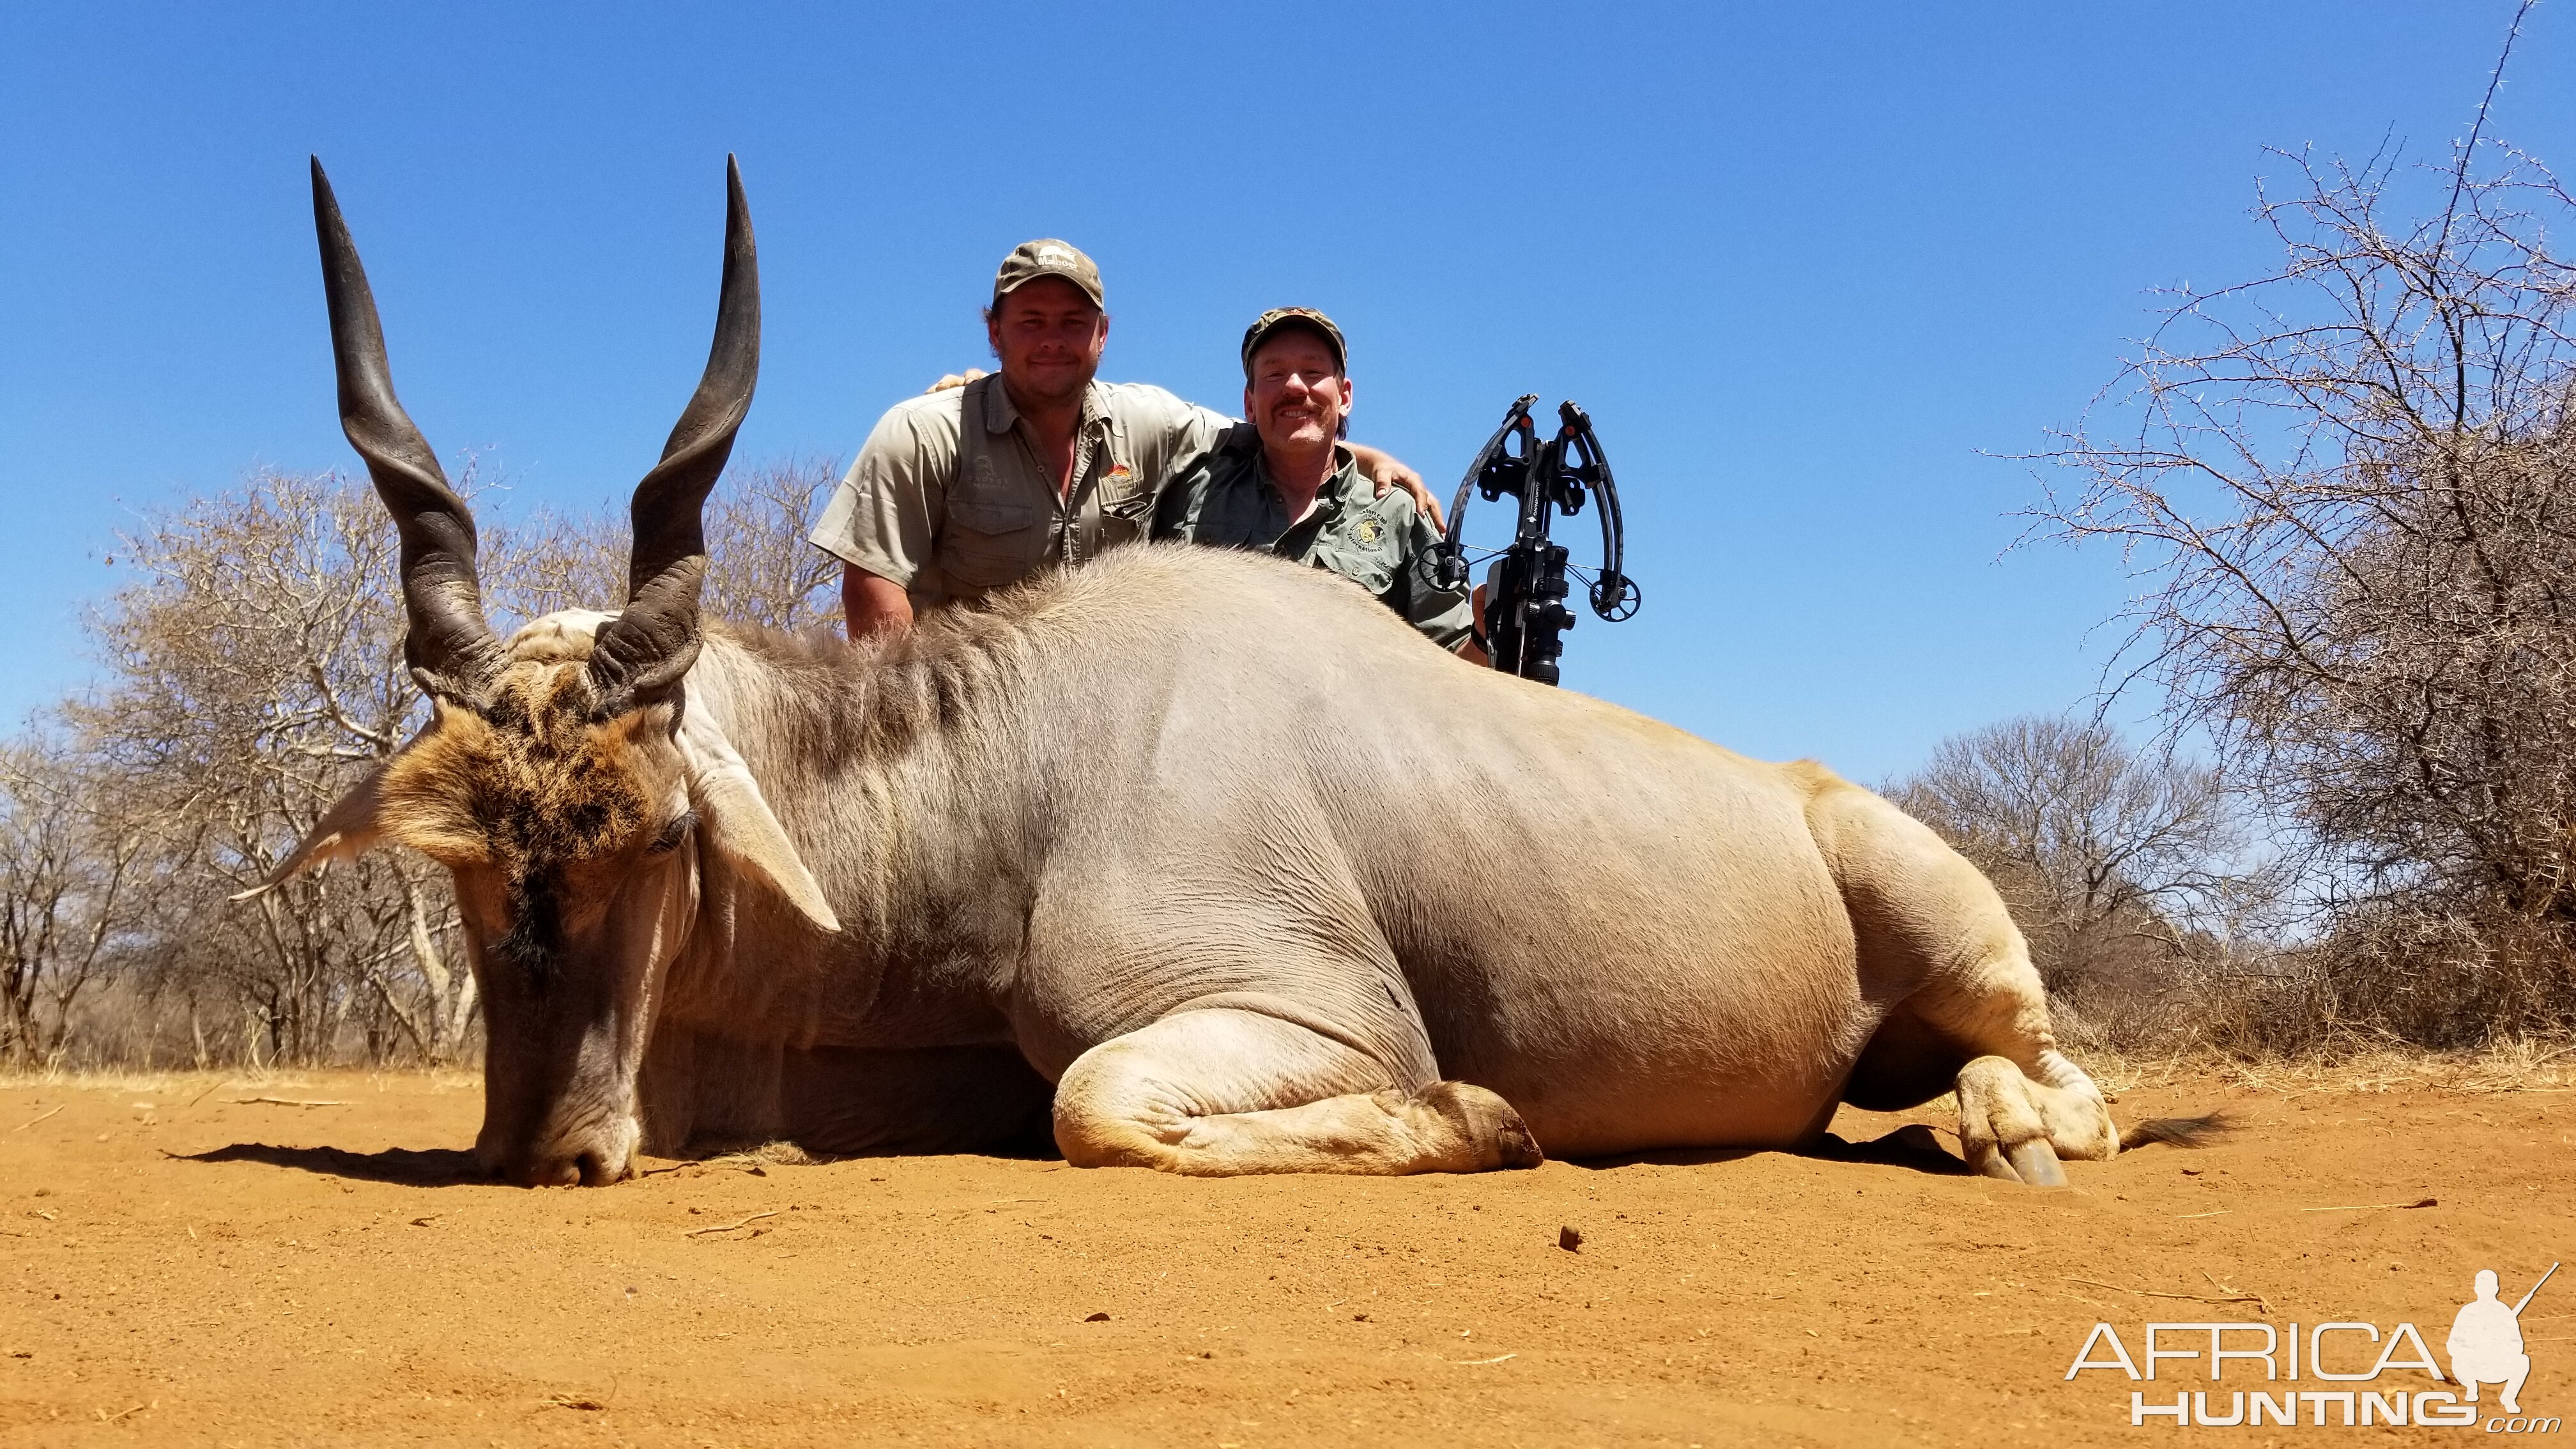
[1348,443,1444,530]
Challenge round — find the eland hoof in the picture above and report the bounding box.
[2005,1137,2068,1188]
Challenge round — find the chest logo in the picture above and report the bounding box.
[1354,516,1386,547]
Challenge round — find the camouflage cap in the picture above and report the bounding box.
[992,239,1104,309]
[1241,307,1346,376]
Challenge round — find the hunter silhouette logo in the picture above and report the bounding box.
[2453,1263,2555,1416]
[2063,1260,2559,1429]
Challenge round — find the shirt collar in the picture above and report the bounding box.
[977,374,1016,434]
[979,376,1110,434]
[1257,444,1363,517]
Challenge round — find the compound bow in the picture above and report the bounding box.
[1430,395,1641,685]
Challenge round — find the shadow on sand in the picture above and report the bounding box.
[176,1126,1970,1185]
[1570,1125,1971,1176]
[172,1142,487,1187]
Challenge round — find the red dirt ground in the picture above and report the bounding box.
[2,1070,2568,1446]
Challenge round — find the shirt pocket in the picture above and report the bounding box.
[1311,542,1395,598]
[940,492,1045,590]
[1098,464,1155,548]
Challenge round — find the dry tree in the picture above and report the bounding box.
[2026,6,2576,1043]
[1883,715,2276,1049]
[11,453,846,1069]
[75,467,475,1066]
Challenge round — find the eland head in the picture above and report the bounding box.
[259,158,838,1185]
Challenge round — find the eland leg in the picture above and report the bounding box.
[1904,936,2120,1184]
[1052,1007,1542,1176]
[1878,951,2120,1186]
[1810,774,2120,1186]
[1894,954,2121,1186]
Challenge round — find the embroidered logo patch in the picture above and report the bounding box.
[1354,516,1386,546]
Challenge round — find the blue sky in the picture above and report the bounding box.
[3,3,2566,783]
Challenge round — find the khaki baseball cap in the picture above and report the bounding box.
[1241,307,1346,376]
[992,239,1104,309]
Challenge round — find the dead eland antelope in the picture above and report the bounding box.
[264,157,2166,1188]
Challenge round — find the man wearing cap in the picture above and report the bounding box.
[1152,308,1476,655]
[811,240,1436,639]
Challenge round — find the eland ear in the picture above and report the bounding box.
[233,766,389,901]
[675,707,839,933]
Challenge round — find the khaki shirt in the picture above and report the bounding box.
[810,374,1232,608]
[1153,424,1473,650]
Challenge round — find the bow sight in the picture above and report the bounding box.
[1431,395,1641,686]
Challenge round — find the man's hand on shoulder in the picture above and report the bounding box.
[1347,444,1445,530]
[925,368,990,394]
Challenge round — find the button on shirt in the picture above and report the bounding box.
[809,374,1232,609]
[1153,424,1473,649]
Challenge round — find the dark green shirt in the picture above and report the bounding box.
[1152,424,1473,648]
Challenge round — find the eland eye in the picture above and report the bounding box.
[648,811,699,854]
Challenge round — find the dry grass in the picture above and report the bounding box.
[2074,1035,2576,1098]
[0,1064,481,1096]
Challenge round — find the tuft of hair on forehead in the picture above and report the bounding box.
[374,663,677,874]
[502,609,616,667]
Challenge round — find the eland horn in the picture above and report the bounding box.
[310,157,505,704]
[586,155,760,716]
